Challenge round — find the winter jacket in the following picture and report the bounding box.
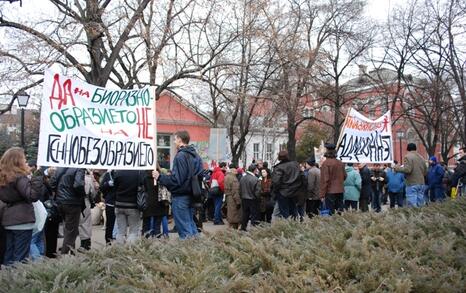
[0,175,43,227]
[113,170,141,209]
[427,163,445,189]
[100,171,116,206]
[142,172,169,218]
[359,165,372,200]
[451,156,466,187]
[158,145,203,197]
[343,166,361,202]
[240,172,261,200]
[271,160,302,198]
[50,168,86,206]
[259,177,273,213]
[385,168,405,193]
[320,158,346,198]
[224,172,241,224]
[211,167,225,193]
[307,167,321,200]
[370,169,386,192]
[394,151,427,186]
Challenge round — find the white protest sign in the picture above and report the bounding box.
[336,108,393,164]
[37,69,156,169]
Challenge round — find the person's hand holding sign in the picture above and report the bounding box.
[153,170,160,181]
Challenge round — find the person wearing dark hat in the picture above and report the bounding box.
[271,150,302,219]
[427,156,445,202]
[305,158,321,218]
[239,164,261,230]
[319,143,346,215]
[394,143,427,207]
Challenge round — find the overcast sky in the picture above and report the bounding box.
[0,0,405,107]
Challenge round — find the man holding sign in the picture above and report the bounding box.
[153,131,202,239]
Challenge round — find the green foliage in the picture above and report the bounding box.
[1,199,465,292]
[296,125,327,162]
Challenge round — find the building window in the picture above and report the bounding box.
[253,143,260,160]
[279,143,287,152]
[265,143,273,162]
[157,134,171,169]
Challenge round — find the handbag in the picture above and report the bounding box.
[32,201,47,234]
[158,185,171,202]
[43,199,61,222]
[184,153,204,206]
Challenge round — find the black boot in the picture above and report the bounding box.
[80,239,91,251]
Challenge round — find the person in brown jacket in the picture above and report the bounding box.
[320,143,347,215]
[0,147,43,266]
[394,143,427,207]
[224,165,241,229]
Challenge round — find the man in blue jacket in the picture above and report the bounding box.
[153,130,202,239]
[427,156,445,202]
[385,161,405,208]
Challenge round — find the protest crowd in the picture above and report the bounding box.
[0,130,465,268]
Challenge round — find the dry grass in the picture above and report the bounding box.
[1,198,465,292]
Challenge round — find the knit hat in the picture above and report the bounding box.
[429,156,437,163]
[306,158,316,166]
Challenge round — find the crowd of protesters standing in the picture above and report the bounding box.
[0,130,465,267]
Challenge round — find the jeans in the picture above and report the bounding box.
[162,216,169,237]
[213,194,224,224]
[30,230,45,260]
[115,208,141,244]
[105,205,116,243]
[3,229,32,265]
[241,199,260,231]
[171,196,198,239]
[388,192,404,208]
[371,189,382,212]
[142,216,163,238]
[406,185,426,207]
[429,186,445,202]
[325,193,344,215]
[344,200,358,210]
[58,204,82,255]
[276,194,297,219]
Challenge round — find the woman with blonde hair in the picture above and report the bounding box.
[0,147,43,265]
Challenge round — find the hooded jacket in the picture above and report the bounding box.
[386,168,405,193]
[343,166,361,202]
[427,160,445,188]
[211,166,225,193]
[158,145,203,197]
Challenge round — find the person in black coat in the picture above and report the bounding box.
[100,170,117,244]
[142,170,169,238]
[358,163,372,212]
[49,167,86,255]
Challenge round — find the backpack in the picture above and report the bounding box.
[184,153,204,207]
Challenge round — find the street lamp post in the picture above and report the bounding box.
[396,130,404,162]
[15,91,30,150]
